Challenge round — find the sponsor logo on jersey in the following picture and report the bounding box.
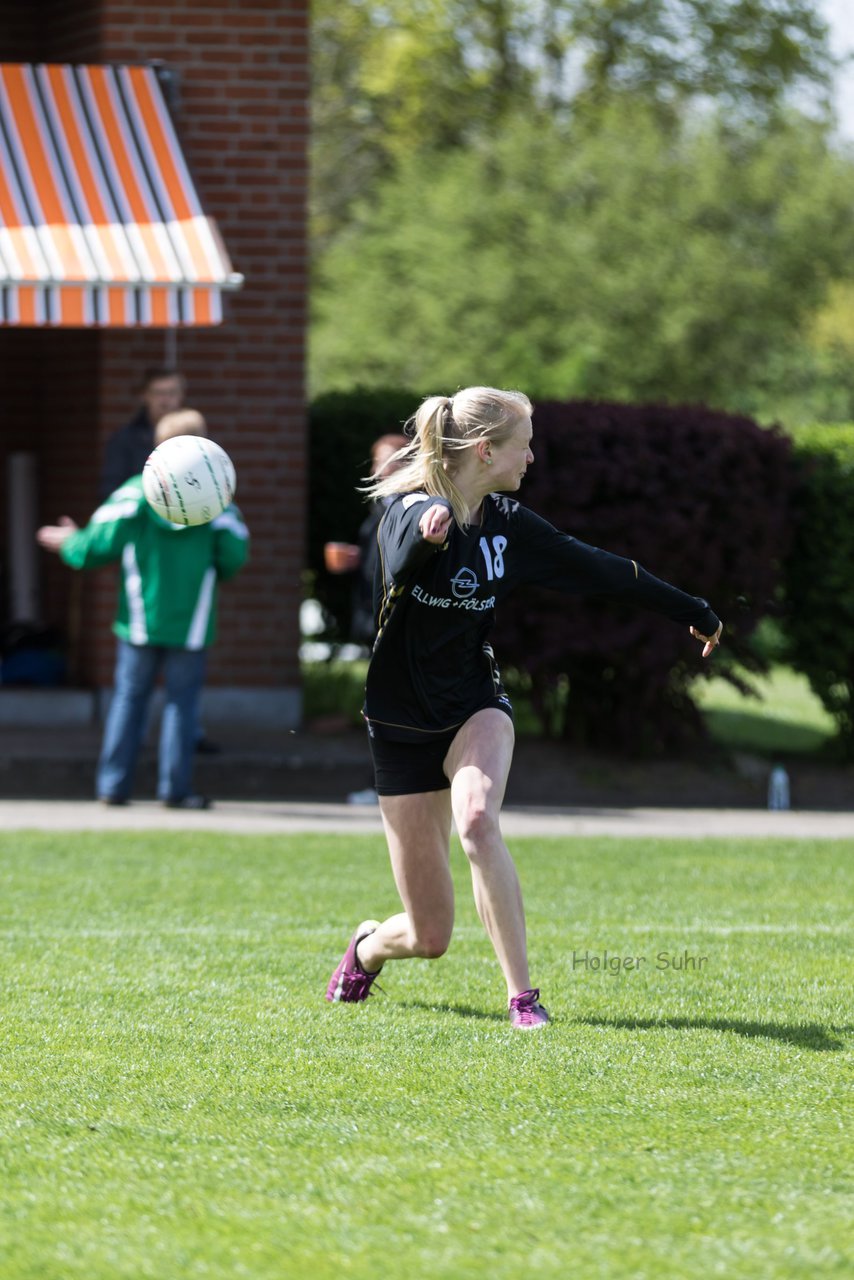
[411,584,495,612]
[450,567,478,599]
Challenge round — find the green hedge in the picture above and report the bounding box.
[784,424,854,757]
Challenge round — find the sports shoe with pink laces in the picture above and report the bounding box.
[508,988,550,1029]
[325,920,383,1003]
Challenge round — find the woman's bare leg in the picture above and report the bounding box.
[355,788,455,973]
[443,709,531,999]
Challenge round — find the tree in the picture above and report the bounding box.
[310,106,854,409]
[310,0,540,249]
[743,283,854,428]
[565,0,833,119]
[310,1,836,245]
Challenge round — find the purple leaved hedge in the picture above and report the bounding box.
[495,400,794,754]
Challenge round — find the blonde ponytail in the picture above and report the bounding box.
[365,386,532,528]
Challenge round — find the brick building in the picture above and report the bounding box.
[0,0,308,726]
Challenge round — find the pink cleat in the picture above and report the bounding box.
[325,920,383,1003]
[508,988,550,1030]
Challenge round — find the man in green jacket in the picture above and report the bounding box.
[37,410,249,809]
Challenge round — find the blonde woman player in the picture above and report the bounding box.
[326,387,722,1028]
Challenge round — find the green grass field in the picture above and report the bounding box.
[1,831,851,1279]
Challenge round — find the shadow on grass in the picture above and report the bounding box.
[578,1015,850,1052]
[398,999,506,1024]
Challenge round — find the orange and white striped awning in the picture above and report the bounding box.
[0,63,243,327]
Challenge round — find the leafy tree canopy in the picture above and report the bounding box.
[565,0,832,115]
[310,106,854,410]
[311,0,835,243]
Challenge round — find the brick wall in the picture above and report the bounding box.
[46,0,103,62]
[0,0,308,704]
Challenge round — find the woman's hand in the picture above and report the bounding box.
[690,621,723,658]
[36,516,78,553]
[420,503,454,545]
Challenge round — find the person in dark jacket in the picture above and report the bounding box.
[325,386,723,1029]
[324,433,409,646]
[98,367,185,501]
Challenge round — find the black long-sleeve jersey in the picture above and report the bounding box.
[364,492,721,742]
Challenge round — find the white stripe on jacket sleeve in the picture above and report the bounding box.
[185,566,216,650]
[122,542,148,643]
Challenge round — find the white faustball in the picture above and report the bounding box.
[142,436,236,527]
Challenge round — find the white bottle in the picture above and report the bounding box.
[768,765,790,811]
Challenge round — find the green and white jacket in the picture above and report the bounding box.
[60,476,249,649]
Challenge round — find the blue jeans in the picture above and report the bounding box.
[97,640,208,802]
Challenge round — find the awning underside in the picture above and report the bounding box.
[0,62,242,327]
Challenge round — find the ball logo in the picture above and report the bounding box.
[450,567,479,599]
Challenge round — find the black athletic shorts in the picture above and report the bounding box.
[367,700,513,797]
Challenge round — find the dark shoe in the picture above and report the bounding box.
[98,795,129,807]
[162,795,212,810]
[195,736,222,755]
